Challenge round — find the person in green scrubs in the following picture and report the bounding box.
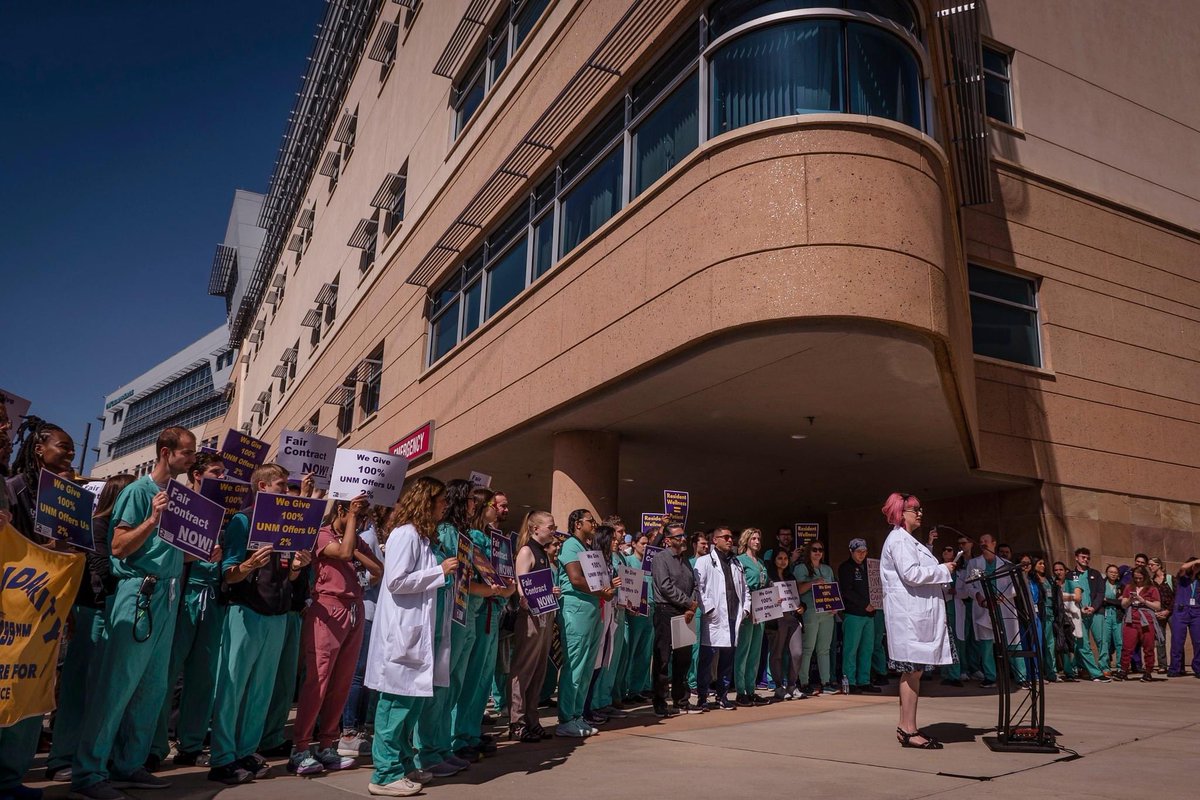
[1053,561,1079,680]
[734,528,769,705]
[70,426,196,800]
[1033,557,1058,681]
[1099,564,1124,675]
[593,521,633,716]
[451,488,513,758]
[554,510,612,737]
[840,538,882,693]
[1066,548,1107,681]
[687,531,709,692]
[623,532,654,701]
[794,542,836,694]
[207,464,314,785]
[150,453,226,767]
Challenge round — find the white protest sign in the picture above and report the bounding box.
[82,480,106,513]
[776,580,801,612]
[579,549,611,591]
[752,586,783,623]
[468,470,492,488]
[617,564,643,608]
[328,448,408,507]
[276,429,337,489]
[0,388,31,429]
[867,557,884,608]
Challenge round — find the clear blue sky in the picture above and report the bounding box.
[0,1,326,474]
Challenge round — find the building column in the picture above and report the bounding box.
[551,430,619,529]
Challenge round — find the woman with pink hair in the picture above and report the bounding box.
[879,493,956,750]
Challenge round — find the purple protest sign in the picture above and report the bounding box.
[642,545,664,574]
[518,568,558,616]
[248,492,324,553]
[158,481,225,559]
[663,489,689,526]
[33,469,96,551]
[491,531,515,583]
[812,581,845,613]
[219,430,269,482]
[199,478,252,526]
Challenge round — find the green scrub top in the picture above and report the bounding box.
[738,553,769,591]
[1067,572,1091,607]
[439,522,487,615]
[1103,581,1119,617]
[792,561,834,610]
[557,535,597,604]
[632,554,654,603]
[220,512,251,573]
[109,475,184,581]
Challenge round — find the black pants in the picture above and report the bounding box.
[652,610,691,707]
[697,645,734,702]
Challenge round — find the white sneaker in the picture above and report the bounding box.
[314,747,356,771]
[368,777,422,796]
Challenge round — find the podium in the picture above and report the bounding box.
[967,562,1060,753]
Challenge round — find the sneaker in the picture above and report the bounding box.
[142,754,162,773]
[736,694,755,707]
[753,694,771,705]
[980,679,997,688]
[45,766,72,782]
[583,711,608,726]
[406,769,432,784]
[207,763,254,785]
[67,781,132,800]
[873,675,891,686]
[675,700,704,714]
[287,749,326,776]
[1092,675,1112,683]
[239,753,270,779]
[598,705,629,718]
[861,683,883,693]
[808,684,823,696]
[110,768,170,790]
[172,750,203,767]
[822,682,840,695]
[428,760,461,778]
[555,721,587,737]
[717,697,737,710]
[652,704,679,718]
[315,747,356,771]
[338,732,371,757]
[368,777,422,796]
[445,754,471,770]
[454,746,480,762]
[703,701,722,712]
[1140,673,1153,683]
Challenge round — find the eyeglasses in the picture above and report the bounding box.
[713,534,733,541]
[905,507,923,515]
[810,547,824,553]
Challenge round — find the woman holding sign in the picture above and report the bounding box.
[879,492,955,750]
[509,511,560,741]
[766,549,806,700]
[622,532,654,702]
[794,542,837,695]
[365,476,458,797]
[734,528,770,706]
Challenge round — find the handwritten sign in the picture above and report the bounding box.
[276,429,336,490]
[328,448,408,507]
[33,469,96,551]
[663,490,689,526]
[812,581,845,613]
[867,557,884,608]
[640,512,668,533]
[519,568,558,616]
[199,478,252,526]
[794,523,820,546]
[617,564,643,609]
[491,531,515,582]
[776,580,801,612]
[642,545,664,574]
[158,481,224,559]
[452,534,471,627]
[220,430,269,482]
[247,492,324,552]
[580,549,611,591]
[752,586,783,623]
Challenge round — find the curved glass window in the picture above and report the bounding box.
[710,20,844,135]
[709,0,918,38]
[847,22,922,129]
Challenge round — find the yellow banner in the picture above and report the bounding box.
[1,524,84,726]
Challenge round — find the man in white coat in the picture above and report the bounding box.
[694,527,750,711]
[966,532,1022,688]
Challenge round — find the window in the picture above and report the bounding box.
[323,276,340,328]
[982,44,1013,125]
[336,380,356,437]
[377,162,408,238]
[359,344,383,417]
[306,411,321,434]
[336,105,359,163]
[452,0,550,137]
[112,408,124,424]
[968,263,1040,367]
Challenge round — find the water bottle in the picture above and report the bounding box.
[841,675,850,695]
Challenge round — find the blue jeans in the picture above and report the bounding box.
[342,619,373,731]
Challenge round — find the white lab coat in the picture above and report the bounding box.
[880,526,954,665]
[365,524,451,697]
[694,550,750,648]
[966,555,1020,643]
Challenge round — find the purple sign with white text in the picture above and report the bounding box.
[247,492,324,553]
[518,568,558,616]
[158,481,225,560]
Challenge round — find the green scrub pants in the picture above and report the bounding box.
[958,601,981,676]
[373,693,425,786]
[872,611,888,677]
[1075,612,1104,678]
[1099,610,1122,672]
[557,596,602,723]
[1041,614,1058,680]
[687,612,702,690]
[46,604,108,773]
[453,601,502,750]
[152,585,225,758]
[975,637,998,681]
[209,605,287,768]
[800,612,835,686]
[259,609,301,752]
[415,595,476,768]
[734,619,764,694]
[842,613,875,686]
[594,610,628,708]
[624,610,653,697]
[0,716,42,792]
[489,634,511,714]
[72,577,179,790]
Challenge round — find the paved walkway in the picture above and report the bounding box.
[27,676,1198,799]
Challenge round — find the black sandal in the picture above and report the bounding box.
[897,728,943,749]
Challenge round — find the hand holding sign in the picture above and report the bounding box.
[33,469,97,552]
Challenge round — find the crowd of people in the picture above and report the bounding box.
[1,413,1198,798]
